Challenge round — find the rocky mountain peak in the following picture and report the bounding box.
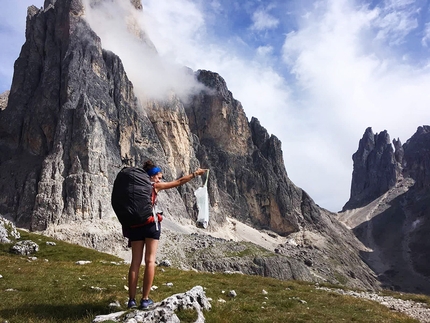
[345,125,430,211]
[343,127,399,211]
[339,125,430,293]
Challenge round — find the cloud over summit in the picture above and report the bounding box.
[82,0,204,102]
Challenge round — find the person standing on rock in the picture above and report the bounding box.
[126,160,207,310]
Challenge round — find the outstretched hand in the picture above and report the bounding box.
[195,168,208,176]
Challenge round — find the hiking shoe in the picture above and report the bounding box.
[140,298,154,310]
[127,299,137,309]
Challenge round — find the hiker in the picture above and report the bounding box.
[126,160,208,309]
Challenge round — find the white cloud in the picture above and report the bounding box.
[372,0,420,46]
[82,0,204,102]
[250,9,280,31]
[281,0,430,209]
[422,22,430,47]
[256,45,274,59]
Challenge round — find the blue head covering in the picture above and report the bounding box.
[147,166,162,177]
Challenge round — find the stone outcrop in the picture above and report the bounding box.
[403,125,430,189]
[93,286,211,323]
[343,127,400,211]
[10,240,39,255]
[0,91,9,110]
[0,217,20,243]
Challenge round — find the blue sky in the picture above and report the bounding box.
[1,0,430,212]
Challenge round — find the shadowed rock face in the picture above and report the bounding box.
[343,127,400,211]
[403,126,430,189]
[340,125,430,294]
[401,126,430,282]
[184,70,322,235]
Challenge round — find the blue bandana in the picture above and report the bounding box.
[147,166,161,176]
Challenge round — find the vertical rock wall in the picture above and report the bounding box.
[184,70,322,235]
[343,127,400,211]
[0,0,174,231]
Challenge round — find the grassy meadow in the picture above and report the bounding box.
[0,230,427,323]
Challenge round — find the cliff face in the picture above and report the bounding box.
[0,0,177,232]
[0,0,379,291]
[184,70,322,235]
[343,127,400,211]
[403,126,430,189]
[339,126,430,294]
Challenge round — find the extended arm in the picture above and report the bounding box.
[154,168,207,192]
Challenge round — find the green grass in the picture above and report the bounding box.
[0,230,426,323]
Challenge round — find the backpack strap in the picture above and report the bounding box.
[151,184,157,206]
[152,184,160,231]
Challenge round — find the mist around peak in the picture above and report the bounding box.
[82,0,205,103]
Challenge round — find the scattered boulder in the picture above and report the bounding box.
[10,240,39,255]
[108,301,122,310]
[159,259,172,267]
[93,286,211,323]
[0,217,20,243]
[76,260,92,265]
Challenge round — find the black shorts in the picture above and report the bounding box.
[128,222,161,241]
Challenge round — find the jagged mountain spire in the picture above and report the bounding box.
[343,127,400,211]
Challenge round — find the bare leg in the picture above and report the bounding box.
[142,238,159,299]
[129,240,145,300]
